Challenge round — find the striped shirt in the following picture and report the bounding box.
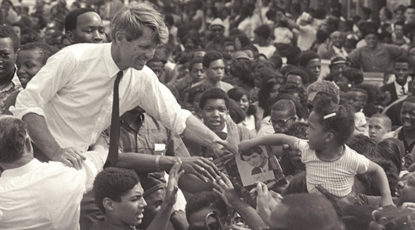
[295,139,370,197]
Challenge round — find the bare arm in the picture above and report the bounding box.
[116,153,214,192]
[366,161,394,206]
[23,113,85,169]
[239,134,298,152]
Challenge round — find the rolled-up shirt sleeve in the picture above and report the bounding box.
[135,67,192,135]
[12,49,77,119]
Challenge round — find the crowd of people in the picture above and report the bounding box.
[2,0,415,229]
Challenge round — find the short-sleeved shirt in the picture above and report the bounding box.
[294,139,370,197]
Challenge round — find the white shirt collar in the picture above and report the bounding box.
[104,43,122,78]
[393,79,409,97]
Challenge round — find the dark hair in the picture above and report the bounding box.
[203,51,223,69]
[64,8,96,32]
[199,88,229,110]
[271,99,297,116]
[93,167,140,213]
[0,116,27,163]
[286,67,310,85]
[270,193,343,230]
[347,134,376,158]
[258,78,280,109]
[188,56,203,71]
[227,98,246,124]
[394,55,409,65]
[0,25,19,51]
[227,87,256,116]
[20,42,59,65]
[349,87,368,104]
[229,58,255,87]
[298,50,320,67]
[285,122,308,139]
[269,54,283,70]
[376,138,404,173]
[341,67,364,86]
[185,191,227,221]
[312,95,355,145]
[406,5,415,12]
[254,24,272,39]
[240,145,264,161]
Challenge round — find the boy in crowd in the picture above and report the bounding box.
[91,161,183,230]
[0,26,21,113]
[186,51,233,108]
[4,42,57,113]
[186,88,252,158]
[368,114,392,143]
[346,87,369,136]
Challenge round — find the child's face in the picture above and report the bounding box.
[368,117,390,142]
[17,48,44,88]
[201,98,228,131]
[271,110,295,134]
[401,101,415,130]
[346,91,366,111]
[111,183,147,226]
[307,111,327,151]
[238,94,250,113]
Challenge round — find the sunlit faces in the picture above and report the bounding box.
[205,59,225,83]
[364,33,378,49]
[201,98,228,132]
[394,62,409,85]
[71,12,105,43]
[111,183,147,226]
[114,26,157,70]
[305,58,321,80]
[368,117,390,142]
[400,101,415,130]
[190,62,204,82]
[17,48,44,88]
[0,37,17,82]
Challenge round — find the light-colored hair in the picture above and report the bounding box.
[110,2,168,44]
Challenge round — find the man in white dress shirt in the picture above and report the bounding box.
[0,116,107,229]
[13,3,233,170]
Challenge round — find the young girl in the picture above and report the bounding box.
[239,96,394,206]
[228,87,257,132]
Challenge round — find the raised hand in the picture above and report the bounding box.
[212,172,239,207]
[165,160,185,206]
[256,182,281,225]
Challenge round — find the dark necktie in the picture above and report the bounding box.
[402,85,406,95]
[107,71,123,165]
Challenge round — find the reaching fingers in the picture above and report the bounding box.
[220,172,233,187]
[216,139,237,155]
[200,157,221,174]
[65,153,82,170]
